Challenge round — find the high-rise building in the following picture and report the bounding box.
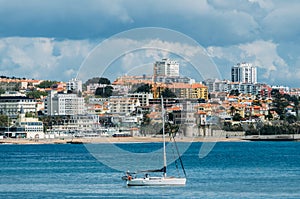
[231,63,257,84]
[154,58,179,77]
[44,91,85,115]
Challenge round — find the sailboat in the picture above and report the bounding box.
[122,97,187,186]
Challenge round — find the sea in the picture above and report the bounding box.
[0,141,299,199]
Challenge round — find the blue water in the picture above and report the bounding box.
[0,142,300,198]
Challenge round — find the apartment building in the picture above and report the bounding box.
[231,62,257,84]
[127,93,153,107]
[109,96,140,114]
[165,83,208,99]
[44,91,85,115]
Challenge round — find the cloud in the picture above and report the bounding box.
[77,28,221,82]
[0,1,299,87]
[0,37,94,80]
[207,39,293,85]
[0,0,267,45]
[262,2,300,42]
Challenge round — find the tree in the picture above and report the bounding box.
[98,77,111,85]
[229,89,239,96]
[26,90,48,99]
[134,84,152,93]
[230,106,236,116]
[286,114,297,124]
[0,115,9,127]
[25,112,36,118]
[0,88,5,95]
[161,88,176,98]
[36,80,57,88]
[271,89,291,118]
[266,110,273,120]
[95,86,113,97]
[232,113,242,121]
[85,77,101,85]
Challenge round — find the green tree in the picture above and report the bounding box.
[161,88,176,98]
[271,89,291,118]
[98,77,111,85]
[0,115,9,127]
[0,88,5,95]
[230,106,236,116]
[135,84,152,93]
[286,114,297,124]
[25,112,36,118]
[37,80,57,88]
[26,90,48,99]
[232,113,242,121]
[95,86,113,97]
[229,89,240,96]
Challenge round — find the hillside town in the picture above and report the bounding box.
[0,58,300,141]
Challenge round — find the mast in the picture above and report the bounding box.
[161,97,167,177]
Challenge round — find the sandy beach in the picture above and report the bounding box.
[0,136,244,145]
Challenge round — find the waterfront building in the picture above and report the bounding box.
[18,108,44,139]
[2,108,44,139]
[0,95,36,118]
[44,91,85,116]
[231,62,257,84]
[49,114,100,135]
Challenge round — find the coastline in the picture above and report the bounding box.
[0,136,244,145]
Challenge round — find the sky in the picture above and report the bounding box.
[0,0,300,87]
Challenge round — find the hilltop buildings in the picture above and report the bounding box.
[0,59,299,140]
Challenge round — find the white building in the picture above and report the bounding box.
[154,58,179,77]
[18,110,44,139]
[4,109,44,139]
[204,79,230,92]
[86,83,107,94]
[0,95,36,118]
[127,93,153,107]
[49,114,100,135]
[109,96,140,114]
[231,63,257,84]
[45,91,85,115]
[66,78,82,93]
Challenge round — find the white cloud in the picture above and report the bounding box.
[77,28,221,82]
[207,39,292,84]
[0,37,94,80]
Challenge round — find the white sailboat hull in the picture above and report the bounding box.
[127,177,186,186]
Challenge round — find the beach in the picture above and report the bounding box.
[0,136,244,144]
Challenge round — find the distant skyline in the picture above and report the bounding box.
[0,0,300,87]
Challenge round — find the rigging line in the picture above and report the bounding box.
[172,134,187,178]
[169,133,180,177]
